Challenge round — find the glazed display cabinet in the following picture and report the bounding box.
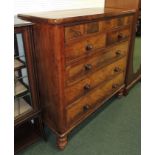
[14,17,45,153]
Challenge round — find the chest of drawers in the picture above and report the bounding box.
[18,8,135,150]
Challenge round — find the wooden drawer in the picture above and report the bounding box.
[65,33,106,62]
[85,21,100,34]
[65,16,132,42]
[65,57,127,105]
[65,22,101,42]
[66,73,124,125]
[65,24,85,42]
[65,41,129,84]
[107,28,130,45]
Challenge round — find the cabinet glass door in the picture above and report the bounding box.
[14,32,33,119]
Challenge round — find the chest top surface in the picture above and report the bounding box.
[18,7,135,25]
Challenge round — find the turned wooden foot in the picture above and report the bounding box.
[57,135,68,150]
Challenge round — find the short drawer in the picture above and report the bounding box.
[65,41,129,84]
[65,24,84,42]
[66,73,124,125]
[107,28,130,45]
[65,33,106,62]
[65,57,127,105]
[65,21,101,42]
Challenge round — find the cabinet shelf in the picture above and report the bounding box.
[14,98,32,118]
[14,81,28,96]
[14,58,25,70]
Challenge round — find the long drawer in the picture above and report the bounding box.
[65,33,106,62]
[65,41,129,84]
[65,57,127,105]
[66,73,124,125]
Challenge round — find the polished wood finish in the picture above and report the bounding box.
[65,58,127,105]
[18,8,135,149]
[107,27,130,45]
[66,73,124,125]
[105,0,140,10]
[105,0,141,92]
[65,33,106,61]
[65,15,132,43]
[18,8,135,25]
[65,41,128,85]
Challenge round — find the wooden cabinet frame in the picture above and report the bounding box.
[14,19,46,153]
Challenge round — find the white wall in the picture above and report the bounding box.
[14,0,105,15]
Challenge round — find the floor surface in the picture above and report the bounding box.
[18,82,141,155]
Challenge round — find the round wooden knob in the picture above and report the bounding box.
[115,50,121,56]
[84,84,91,90]
[117,33,124,40]
[86,44,93,51]
[85,64,92,71]
[112,84,119,89]
[114,67,121,73]
[83,104,90,112]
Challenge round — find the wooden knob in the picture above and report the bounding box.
[117,33,124,40]
[115,50,121,56]
[84,84,91,90]
[83,104,90,112]
[114,67,121,73]
[85,64,92,71]
[112,84,119,89]
[86,44,93,51]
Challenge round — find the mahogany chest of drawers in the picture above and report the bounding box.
[18,8,135,149]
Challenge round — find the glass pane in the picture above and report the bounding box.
[14,32,33,119]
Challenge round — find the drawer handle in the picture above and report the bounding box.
[115,50,121,56]
[114,67,121,73]
[86,44,93,51]
[84,84,91,90]
[83,104,90,112]
[117,33,124,40]
[85,64,92,71]
[112,84,119,89]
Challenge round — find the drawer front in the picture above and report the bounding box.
[101,15,133,31]
[65,33,106,62]
[117,15,133,26]
[65,22,101,42]
[85,21,100,34]
[66,73,124,125]
[65,15,132,42]
[65,41,129,84]
[65,57,127,105]
[107,28,130,45]
[65,24,84,42]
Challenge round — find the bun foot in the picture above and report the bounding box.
[57,135,68,150]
